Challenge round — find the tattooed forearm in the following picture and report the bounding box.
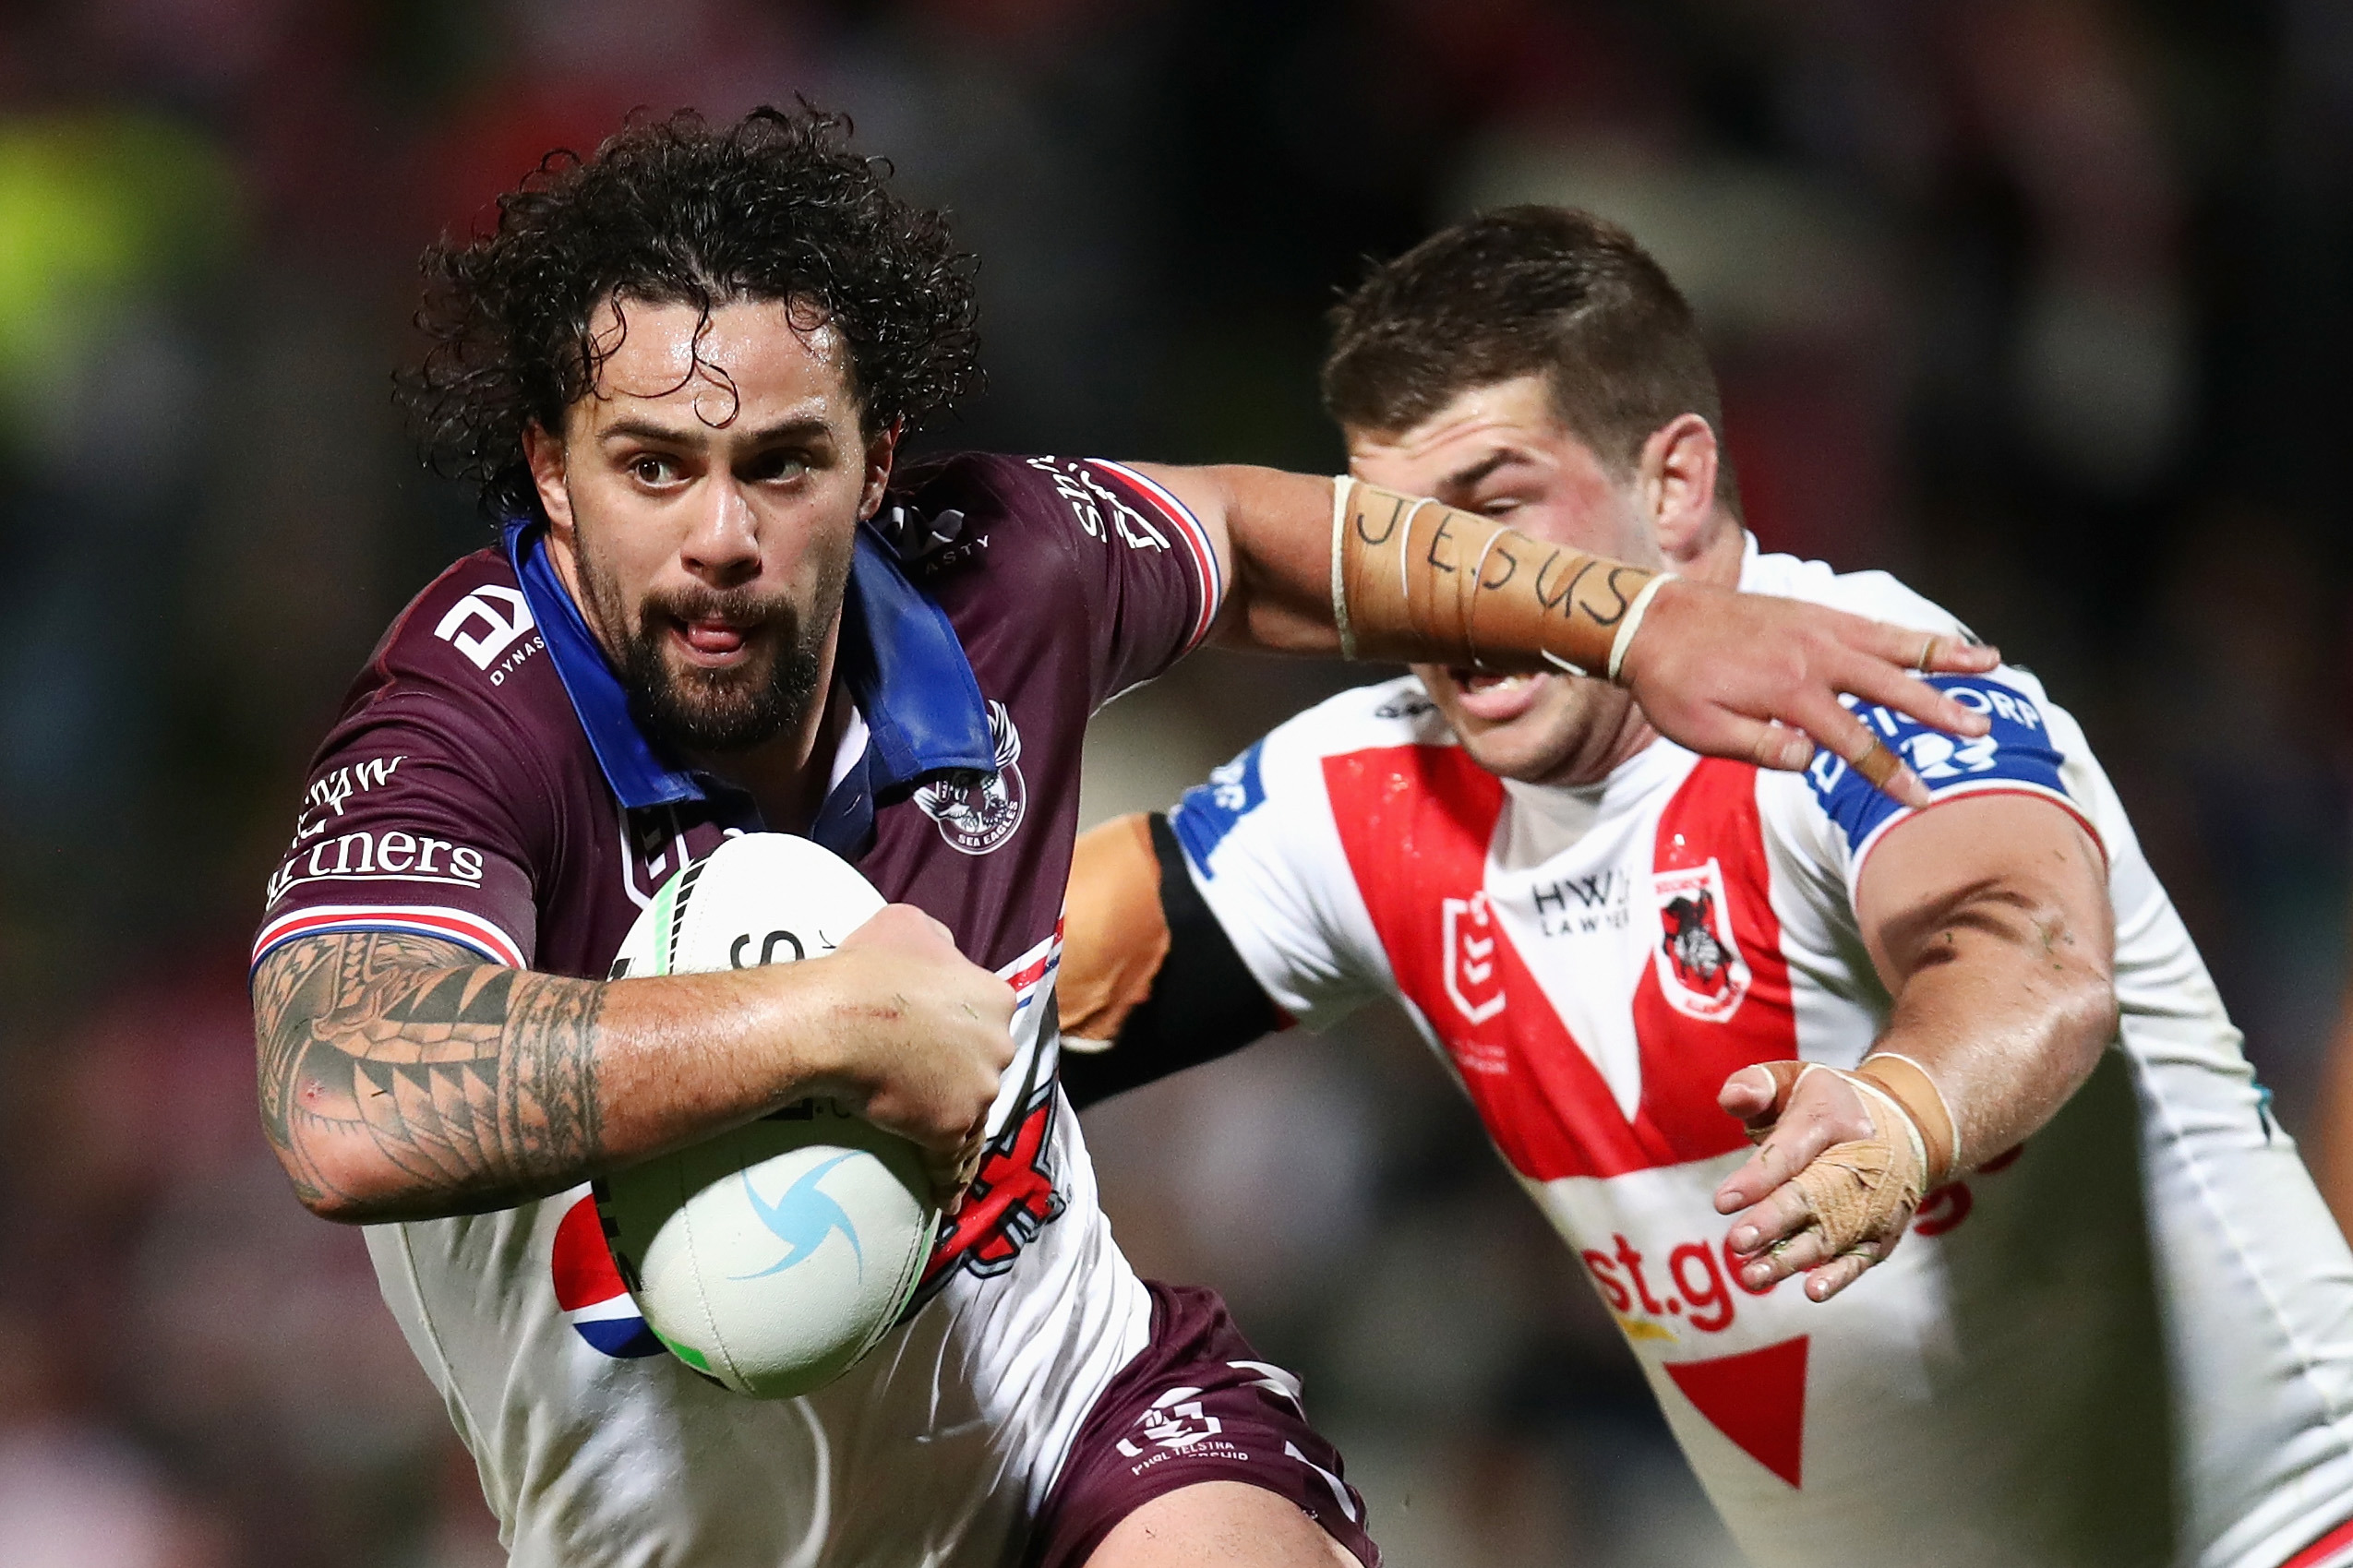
[252,931,606,1220]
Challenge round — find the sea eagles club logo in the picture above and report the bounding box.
[915,700,1026,855]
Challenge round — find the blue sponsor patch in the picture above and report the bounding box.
[1806,675,2071,854]
[1170,740,1268,874]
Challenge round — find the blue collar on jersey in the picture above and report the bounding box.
[502,519,997,824]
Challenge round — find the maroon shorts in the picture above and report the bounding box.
[1026,1281,1379,1568]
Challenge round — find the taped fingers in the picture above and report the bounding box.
[1732,1137,1916,1293]
[1804,694,1930,808]
[1846,736,1904,793]
[1726,1181,1819,1259]
[1718,1062,1934,1296]
[1836,653,1994,739]
[1852,614,1999,677]
[1732,670,1925,802]
[1740,720,1816,774]
[1788,1138,1919,1256]
[1855,757,1931,819]
[1733,1242,1879,1299]
[1722,1060,1808,1131]
[1713,1062,1862,1214]
[1739,1224,1836,1290]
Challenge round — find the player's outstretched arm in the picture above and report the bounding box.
[1134,463,2000,807]
[1710,794,2116,1299]
[252,907,1014,1224]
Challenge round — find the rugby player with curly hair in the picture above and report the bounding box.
[248,111,1997,1567]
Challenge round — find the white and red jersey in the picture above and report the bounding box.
[1170,539,2353,1568]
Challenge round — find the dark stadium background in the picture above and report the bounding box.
[0,2,2346,1562]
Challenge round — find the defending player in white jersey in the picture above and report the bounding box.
[1062,208,2353,1568]
[247,116,1998,1568]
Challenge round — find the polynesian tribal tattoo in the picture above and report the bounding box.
[253,931,605,1215]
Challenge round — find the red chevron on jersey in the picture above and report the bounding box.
[1663,1335,1809,1488]
[1322,747,1795,1181]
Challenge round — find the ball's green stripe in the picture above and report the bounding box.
[647,872,681,978]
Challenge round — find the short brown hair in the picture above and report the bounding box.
[1322,206,1738,515]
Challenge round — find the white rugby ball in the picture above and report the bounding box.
[596,834,939,1399]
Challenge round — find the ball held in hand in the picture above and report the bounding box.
[597,834,941,1399]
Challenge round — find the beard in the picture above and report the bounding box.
[577,550,846,758]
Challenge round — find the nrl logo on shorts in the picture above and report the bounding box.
[1651,860,1751,1023]
[915,700,1026,855]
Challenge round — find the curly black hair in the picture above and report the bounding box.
[400,105,980,521]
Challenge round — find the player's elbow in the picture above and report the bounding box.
[2051,961,2120,1076]
[2012,898,2118,1082]
[270,1127,549,1226]
[261,1111,423,1226]
[270,1138,386,1225]
[293,1181,372,1226]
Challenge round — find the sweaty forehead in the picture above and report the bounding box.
[580,295,854,425]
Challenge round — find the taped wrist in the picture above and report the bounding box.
[1752,1061,1944,1261]
[1855,1051,1960,1186]
[1329,478,1667,684]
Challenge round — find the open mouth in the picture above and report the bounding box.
[1447,668,1550,722]
[672,616,753,664]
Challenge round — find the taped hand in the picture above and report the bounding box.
[1711,1059,1951,1302]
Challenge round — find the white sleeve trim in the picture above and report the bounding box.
[1846,780,2107,904]
[1091,459,1227,652]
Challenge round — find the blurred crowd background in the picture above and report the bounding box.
[0,1,2347,1563]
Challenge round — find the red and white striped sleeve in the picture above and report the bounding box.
[1086,459,1226,656]
[253,903,528,972]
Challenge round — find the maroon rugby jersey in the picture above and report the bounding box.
[254,452,1222,1287]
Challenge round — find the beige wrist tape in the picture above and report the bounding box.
[1328,478,1666,684]
[1855,1052,1960,1186]
[1606,572,1675,683]
[1771,1063,1932,1260]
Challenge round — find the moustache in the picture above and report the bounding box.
[642,585,797,634]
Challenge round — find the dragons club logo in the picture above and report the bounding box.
[915,700,1026,855]
[1651,859,1751,1023]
